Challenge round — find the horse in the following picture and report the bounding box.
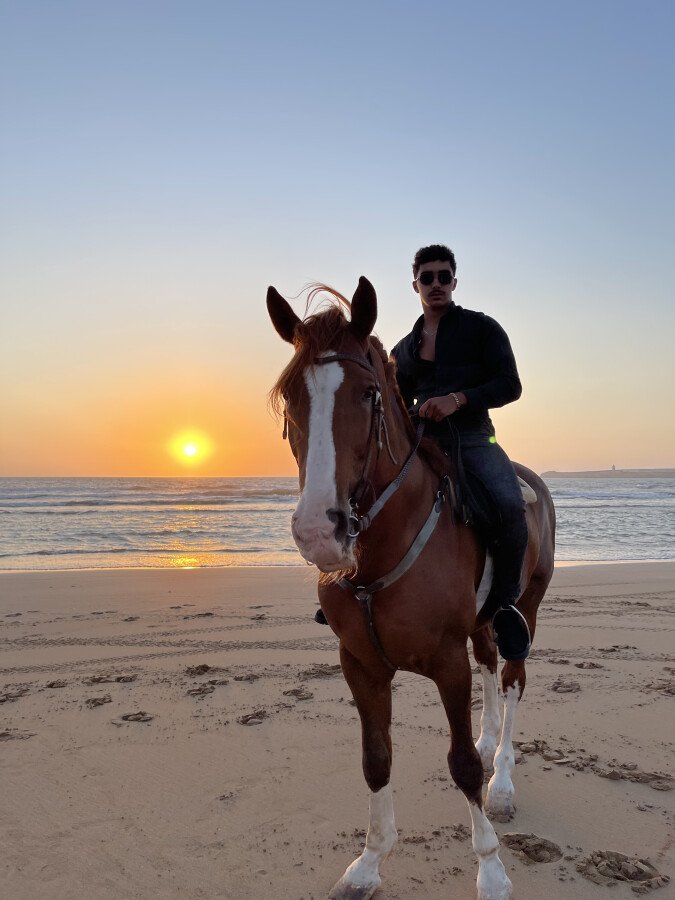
[267,276,556,900]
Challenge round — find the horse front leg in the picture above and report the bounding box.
[328,645,396,900]
[435,644,512,900]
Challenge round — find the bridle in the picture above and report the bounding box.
[310,350,424,537]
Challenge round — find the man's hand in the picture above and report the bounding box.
[418,393,464,421]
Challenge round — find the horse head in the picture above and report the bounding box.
[268,277,406,572]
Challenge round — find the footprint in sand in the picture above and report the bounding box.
[501,833,563,864]
[120,712,153,722]
[187,684,215,697]
[234,673,259,682]
[0,687,30,703]
[238,709,267,725]
[576,851,670,892]
[123,616,139,622]
[283,687,314,700]
[549,678,581,693]
[85,694,112,708]
[185,664,211,676]
[0,729,35,741]
[46,680,68,689]
[575,661,604,669]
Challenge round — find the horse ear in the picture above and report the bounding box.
[349,276,377,341]
[267,287,301,344]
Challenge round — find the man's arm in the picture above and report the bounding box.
[461,317,522,410]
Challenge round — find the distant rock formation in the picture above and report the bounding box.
[541,468,675,478]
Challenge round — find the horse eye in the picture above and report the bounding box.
[362,387,376,402]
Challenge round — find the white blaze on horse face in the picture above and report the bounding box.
[291,360,345,565]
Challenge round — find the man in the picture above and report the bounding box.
[390,244,530,661]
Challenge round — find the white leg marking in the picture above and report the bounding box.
[291,361,344,558]
[475,665,501,773]
[468,801,513,900]
[486,681,520,820]
[476,553,493,614]
[329,784,397,899]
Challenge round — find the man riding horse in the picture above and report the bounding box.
[390,244,530,661]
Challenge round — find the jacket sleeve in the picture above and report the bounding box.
[461,317,522,410]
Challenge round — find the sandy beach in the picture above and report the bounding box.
[1,563,673,899]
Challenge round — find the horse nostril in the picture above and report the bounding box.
[326,508,348,542]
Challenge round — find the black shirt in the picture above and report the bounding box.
[390,303,522,436]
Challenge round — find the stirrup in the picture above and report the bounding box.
[492,605,531,661]
[314,608,328,625]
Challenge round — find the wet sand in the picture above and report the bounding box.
[1,563,673,899]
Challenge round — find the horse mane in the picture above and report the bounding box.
[269,285,451,480]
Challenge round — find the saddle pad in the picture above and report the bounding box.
[518,476,537,504]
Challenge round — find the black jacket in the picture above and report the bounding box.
[390,303,522,436]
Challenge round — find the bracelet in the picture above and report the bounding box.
[451,392,462,409]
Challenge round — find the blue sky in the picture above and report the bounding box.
[1,1,673,474]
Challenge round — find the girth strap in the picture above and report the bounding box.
[338,477,449,671]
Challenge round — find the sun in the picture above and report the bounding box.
[168,430,214,467]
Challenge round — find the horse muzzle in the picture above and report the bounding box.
[291,508,356,571]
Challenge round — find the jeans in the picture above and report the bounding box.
[458,432,528,607]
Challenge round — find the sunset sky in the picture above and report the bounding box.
[1,1,673,476]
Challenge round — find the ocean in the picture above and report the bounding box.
[0,476,673,571]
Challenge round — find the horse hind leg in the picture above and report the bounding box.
[484,665,522,821]
[329,646,397,900]
[471,626,501,774]
[485,572,545,820]
[435,644,512,900]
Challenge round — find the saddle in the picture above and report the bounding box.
[433,420,536,542]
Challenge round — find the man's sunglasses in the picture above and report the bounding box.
[417,270,455,286]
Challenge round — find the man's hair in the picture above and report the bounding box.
[412,244,456,277]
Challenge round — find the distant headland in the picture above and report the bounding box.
[541,468,675,478]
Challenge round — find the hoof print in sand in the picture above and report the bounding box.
[187,684,215,697]
[46,680,68,689]
[575,661,604,669]
[549,679,581,693]
[233,673,259,682]
[83,674,113,685]
[283,687,314,700]
[85,694,112,708]
[577,851,669,893]
[299,663,342,680]
[501,833,563,864]
[0,687,30,703]
[121,711,153,722]
[185,664,211,676]
[238,709,267,726]
[0,728,35,741]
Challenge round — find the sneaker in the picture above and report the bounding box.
[492,605,531,661]
[314,608,328,625]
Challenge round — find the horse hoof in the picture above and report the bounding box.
[328,876,379,900]
[485,795,515,822]
[477,869,513,900]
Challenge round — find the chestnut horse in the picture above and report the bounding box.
[267,277,555,900]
